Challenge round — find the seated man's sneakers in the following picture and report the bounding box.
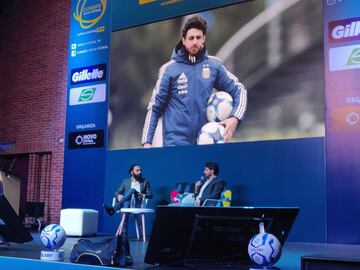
[103,204,115,216]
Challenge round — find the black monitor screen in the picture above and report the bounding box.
[0,194,33,245]
[145,206,299,265]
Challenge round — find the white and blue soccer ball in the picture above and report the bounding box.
[197,122,225,145]
[40,224,66,250]
[248,232,282,267]
[206,91,233,122]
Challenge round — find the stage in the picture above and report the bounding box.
[1,232,360,270]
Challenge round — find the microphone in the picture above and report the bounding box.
[195,176,205,189]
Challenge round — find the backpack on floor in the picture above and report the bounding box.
[70,235,133,267]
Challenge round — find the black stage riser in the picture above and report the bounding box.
[302,256,360,270]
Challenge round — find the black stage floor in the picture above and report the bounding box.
[1,232,360,270]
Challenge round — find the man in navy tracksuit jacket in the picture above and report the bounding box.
[142,15,247,147]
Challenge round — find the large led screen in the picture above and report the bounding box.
[109,0,324,150]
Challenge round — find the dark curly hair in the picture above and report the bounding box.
[182,15,208,37]
[205,162,219,176]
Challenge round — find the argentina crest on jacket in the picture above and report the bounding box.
[202,64,210,79]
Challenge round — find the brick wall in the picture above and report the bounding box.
[0,1,71,223]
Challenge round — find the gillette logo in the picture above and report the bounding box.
[329,17,360,43]
[71,64,106,85]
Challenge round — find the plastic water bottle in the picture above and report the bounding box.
[130,194,135,208]
[141,194,146,208]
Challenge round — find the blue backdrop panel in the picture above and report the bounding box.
[324,0,360,243]
[112,0,251,31]
[103,137,326,242]
[63,0,112,212]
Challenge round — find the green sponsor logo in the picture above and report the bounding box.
[347,48,360,66]
[78,88,96,102]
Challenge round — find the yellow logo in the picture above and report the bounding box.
[74,0,107,29]
[139,0,158,4]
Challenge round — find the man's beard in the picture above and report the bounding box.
[187,46,200,56]
[133,173,142,180]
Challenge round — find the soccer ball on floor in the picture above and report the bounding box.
[248,232,282,267]
[206,91,233,122]
[197,122,225,145]
[40,224,67,250]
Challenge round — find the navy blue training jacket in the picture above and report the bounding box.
[142,43,247,146]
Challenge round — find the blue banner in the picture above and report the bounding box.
[324,0,360,243]
[112,0,251,31]
[63,0,111,211]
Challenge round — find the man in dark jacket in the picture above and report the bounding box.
[104,164,152,215]
[142,15,247,147]
[194,162,225,206]
[103,164,152,234]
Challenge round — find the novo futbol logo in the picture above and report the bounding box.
[75,134,97,145]
[74,0,106,29]
[69,130,104,149]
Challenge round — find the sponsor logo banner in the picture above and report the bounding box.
[138,0,183,5]
[74,0,107,29]
[139,0,158,4]
[331,106,360,131]
[68,129,104,149]
[71,64,106,85]
[69,83,106,105]
[329,44,360,71]
[112,0,247,32]
[329,17,360,43]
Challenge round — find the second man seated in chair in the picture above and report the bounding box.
[194,162,225,207]
[103,164,153,234]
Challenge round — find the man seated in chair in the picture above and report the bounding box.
[194,162,225,207]
[103,164,153,234]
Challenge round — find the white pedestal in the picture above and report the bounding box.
[60,208,98,236]
[40,250,65,261]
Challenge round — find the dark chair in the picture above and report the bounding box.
[23,201,45,231]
